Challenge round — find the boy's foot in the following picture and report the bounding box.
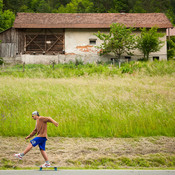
[40,162,51,167]
[14,153,23,160]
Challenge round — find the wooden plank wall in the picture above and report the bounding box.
[0,28,18,58]
[0,43,16,57]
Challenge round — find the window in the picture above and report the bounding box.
[153,56,159,61]
[89,38,97,45]
[125,56,131,60]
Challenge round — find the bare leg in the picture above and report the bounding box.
[40,149,49,161]
[23,143,33,155]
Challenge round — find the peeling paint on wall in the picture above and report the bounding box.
[76,45,97,53]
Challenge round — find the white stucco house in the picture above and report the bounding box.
[0,13,173,64]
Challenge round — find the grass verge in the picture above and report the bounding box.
[0,60,175,78]
[0,136,175,170]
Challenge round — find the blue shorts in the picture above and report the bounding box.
[30,137,47,151]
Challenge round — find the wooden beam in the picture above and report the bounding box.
[48,28,64,44]
[26,35,38,47]
[27,35,44,51]
[46,37,60,52]
[24,35,26,52]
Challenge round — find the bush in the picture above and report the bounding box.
[167,49,175,60]
[75,58,84,66]
[0,57,4,65]
[167,37,175,60]
[120,61,145,74]
[0,61,175,78]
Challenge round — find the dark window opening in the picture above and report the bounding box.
[153,56,159,61]
[89,39,97,45]
[125,56,131,60]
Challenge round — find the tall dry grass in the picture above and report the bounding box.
[0,75,174,137]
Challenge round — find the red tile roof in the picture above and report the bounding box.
[13,13,173,29]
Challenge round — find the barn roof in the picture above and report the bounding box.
[13,13,173,29]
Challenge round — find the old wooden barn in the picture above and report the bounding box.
[0,13,173,64]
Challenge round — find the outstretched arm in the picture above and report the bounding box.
[48,117,58,127]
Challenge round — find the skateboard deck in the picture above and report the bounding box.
[39,166,58,171]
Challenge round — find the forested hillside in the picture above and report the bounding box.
[0,0,175,32]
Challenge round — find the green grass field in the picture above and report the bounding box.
[0,61,175,137]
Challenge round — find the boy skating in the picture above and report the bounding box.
[14,111,58,167]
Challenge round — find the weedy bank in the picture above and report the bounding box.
[0,60,175,78]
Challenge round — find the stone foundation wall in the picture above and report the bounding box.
[2,53,167,65]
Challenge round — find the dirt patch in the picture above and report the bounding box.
[0,136,175,168]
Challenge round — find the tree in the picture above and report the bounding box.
[0,0,15,32]
[18,5,33,12]
[167,36,175,60]
[130,0,146,13]
[91,0,113,13]
[108,0,129,13]
[57,0,94,13]
[0,0,2,10]
[165,9,175,25]
[58,0,72,6]
[2,0,25,13]
[37,0,51,12]
[91,0,129,13]
[136,27,164,60]
[95,23,136,59]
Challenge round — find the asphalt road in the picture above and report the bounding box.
[0,170,175,175]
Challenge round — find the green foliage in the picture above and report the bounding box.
[130,0,146,13]
[120,61,145,74]
[136,27,165,60]
[0,0,15,32]
[167,36,175,60]
[0,10,15,32]
[18,5,33,12]
[1,61,175,78]
[75,58,84,66]
[30,0,50,12]
[165,9,175,24]
[107,0,129,13]
[37,0,51,12]
[0,0,2,10]
[0,57,3,65]
[95,23,136,59]
[57,0,93,13]
[129,0,171,13]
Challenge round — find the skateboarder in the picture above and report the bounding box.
[14,111,58,167]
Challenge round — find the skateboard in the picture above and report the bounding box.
[39,166,58,171]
